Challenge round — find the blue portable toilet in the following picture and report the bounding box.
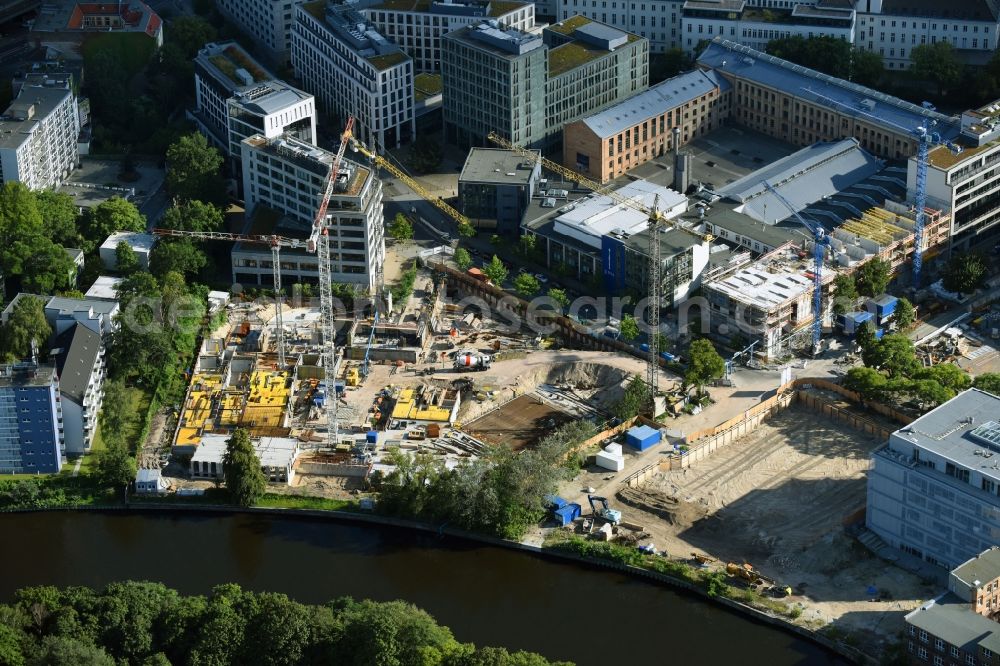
[553,503,582,526]
[626,425,660,451]
[366,430,378,444]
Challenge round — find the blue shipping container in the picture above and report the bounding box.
[545,495,569,510]
[842,311,873,335]
[553,503,582,526]
[366,430,378,443]
[866,294,898,322]
[626,425,660,451]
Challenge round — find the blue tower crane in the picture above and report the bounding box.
[912,124,961,289]
[764,182,830,356]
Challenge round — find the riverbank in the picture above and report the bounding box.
[2,501,867,665]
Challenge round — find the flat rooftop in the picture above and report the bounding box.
[84,276,123,301]
[196,41,272,90]
[366,0,528,16]
[460,147,538,185]
[906,593,1000,656]
[708,263,814,308]
[194,433,299,468]
[449,20,543,57]
[0,363,56,388]
[698,39,961,141]
[952,547,1000,587]
[700,203,810,248]
[242,134,371,196]
[0,86,73,151]
[100,231,156,253]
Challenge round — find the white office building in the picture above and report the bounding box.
[867,389,1000,570]
[555,0,683,51]
[356,0,535,72]
[192,41,316,160]
[0,85,79,190]
[214,0,297,64]
[236,134,385,292]
[292,2,414,150]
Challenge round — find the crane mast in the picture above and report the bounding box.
[646,198,661,408]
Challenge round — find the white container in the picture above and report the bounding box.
[596,451,625,472]
[604,443,623,455]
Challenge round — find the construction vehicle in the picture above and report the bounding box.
[453,350,492,371]
[725,562,774,586]
[587,495,622,525]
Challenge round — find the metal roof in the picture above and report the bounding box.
[718,139,881,223]
[53,323,101,404]
[697,39,961,141]
[906,593,1000,655]
[581,69,727,140]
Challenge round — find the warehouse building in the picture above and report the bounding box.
[697,38,960,159]
[292,1,414,150]
[458,147,542,234]
[563,68,730,183]
[867,389,1000,570]
[236,134,385,293]
[357,0,535,72]
[442,16,648,150]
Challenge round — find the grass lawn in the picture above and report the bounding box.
[256,495,356,511]
[81,33,156,78]
[74,385,153,478]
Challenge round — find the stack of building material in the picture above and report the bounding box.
[596,442,625,471]
[625,425,660,451]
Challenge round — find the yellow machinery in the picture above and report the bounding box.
[345,366,360,387]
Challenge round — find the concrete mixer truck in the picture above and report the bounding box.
[453,350,492,371]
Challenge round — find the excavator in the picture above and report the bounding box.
[587,495,622,525]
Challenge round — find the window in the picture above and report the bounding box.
[966,654,975,665]
[918,647,928,661]
[952,647,961,658]
[936,639,945,651]
[934,658,943,666]
[920,630,929,643]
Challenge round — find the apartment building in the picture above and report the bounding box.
[1,293,119,341]
[192,41,315,161]
[867,389,1000,570]
[0,85,80,189]
[563,68,729,182]
[52,323,104,456]
[697,38,960,159]
[292,2,414,150]
[950,548,1000,619]
[236,134,385,292]
[442,16,648,150]
[857,0,1000,71]
[356,0,535,72]
[214,0,296,64]
[458,147,542,234]
[0,360,62,474]
[906,586,1000,665]
[679,1,856,53]
[907,101,1000,249]
[554,0,683,51]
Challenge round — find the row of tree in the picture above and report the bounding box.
[0,582,567,666]
[375,420,596,539]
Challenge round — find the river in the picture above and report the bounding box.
[1,511,847,665]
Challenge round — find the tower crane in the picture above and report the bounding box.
[646,197,662,408]
[796,87,961,288]
[763,181,829,356]
[153,116,357,449]
[486,132,712,244]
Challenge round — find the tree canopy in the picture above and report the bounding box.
[389,213,414,241]
[35,190,81,247]
[149,239,207,279]
[514,272,540,297]
[454,248,472,271]
[159,200,223,233]
[82,198,145,249]
[893,297,916,330]
[854,258,891,298]
[974,373,1000,397]
[614,375,649,420]
[483,255,508,285]
[911,41,962,94]
[831,273,858,316]
[223,429,266,507]
[765,35,883,86]
[619,314,640,341]
[685,338,725,394]
[942,254,987,295]
[165,133,225,205]
[0,296,51,362]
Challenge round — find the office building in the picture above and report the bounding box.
[907,100,1000,249]
[0,360,62,474]
[697,38,960,159]
[192,41,316,161]
[458,147,542,234]
[443,16,648,150]
[0,85,80,190]
[292,1,414,150]
[679,2,856,54]
[867,389,1000,570]
[214,0,295,64]
[52,323,104,456]
[236,134,385,292]
[563,68,729,183]
[357,0,535,72]
[554,0,683,52]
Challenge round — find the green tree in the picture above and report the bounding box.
[911,379,955,410]
[115,242,139,275]
[82,198,145,248]
[0,181,44,279]
[851,49,884,87]
[855,319,878,351]
[457,222,476,238]
[29,635,115,666]
[97,438,136,491]
[35,190,81,247]
[99,380,132,439]
[915,364,971,393]
[684,338,725,394]
[454,247,472,270]
[974,373,1000,397]
[518,233,537,258]
[619,314,640,341]
[483,255,508,285]
[650,48,693,84]
[22,240,75,295]
[911,41,962,95]
[942,254,987,295]
[0,623,24,666]
[652,332,671,353]
[863,333,918,378]
[165,133,225,205]
[149,239,206,278]
[893,297,916,330]
[389,213,414,241]
[547,288,570,311]
[842,366,888,402]
[614,375,649,420]
[831,273,858,316]
[223,429,266,507]
[513,272,540,297]
[0,295,51,362]
[159,200,223,233]
[766,35,852,78]
[854,258,891,298]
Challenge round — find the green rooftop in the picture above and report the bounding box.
[208,46,269,86]
[414,72,442,102]
[489,0,526,16]
[370,0,432,10]
[301,0,327,20]
[548,42,605,77]
[547,15,591,35]
[367,50,410,70]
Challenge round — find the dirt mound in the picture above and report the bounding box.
[617,486,708,529]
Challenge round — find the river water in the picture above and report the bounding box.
[0,511,847,665]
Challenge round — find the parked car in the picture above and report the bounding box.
[534,273,549,284]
